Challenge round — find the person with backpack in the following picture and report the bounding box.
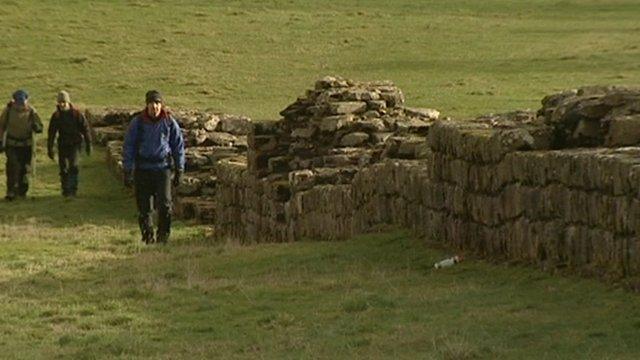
[47,90,92,197]
[0,90,43,201]
[122,90,185,244]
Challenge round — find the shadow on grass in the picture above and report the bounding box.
[0,147,135,227]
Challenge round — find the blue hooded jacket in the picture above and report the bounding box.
[122,109,185,172]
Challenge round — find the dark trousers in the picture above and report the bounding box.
[5,146,32,198]
[134,168,172,238]
[58,145,80,196]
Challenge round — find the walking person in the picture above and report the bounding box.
[47,90,92,197]
[122,90,185,244]
[0,90,43,201]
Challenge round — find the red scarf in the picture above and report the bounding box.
[141,108,169,123]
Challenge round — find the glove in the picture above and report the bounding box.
[47,148,55,160]
[85,143,92,156]
[172,170,183,187]
[124,170,134,188]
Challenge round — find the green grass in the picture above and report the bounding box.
[2,0,640,358]
[1,153,640,359]
[1,0,639,119]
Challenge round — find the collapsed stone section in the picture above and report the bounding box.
[216,75,440,242]
[86,107,250,223]
[539,85,640,148]
[251,75,438,177]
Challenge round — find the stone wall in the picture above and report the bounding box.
[353,138,640,278]
[89,78,640,280]
[214,80,640,280]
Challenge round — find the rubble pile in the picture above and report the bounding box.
[216,76,440,242]
[538,85,640,148]
[249,75,439,177]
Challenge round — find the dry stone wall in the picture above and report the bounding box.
[215,80,640,280]
[90,79,640,281]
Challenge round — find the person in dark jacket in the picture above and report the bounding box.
[122,90,185,244]
[47,90,92,197]
[0,90,43,201]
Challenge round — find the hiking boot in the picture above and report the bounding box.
[4,195,15,202]
[156,232,169,244]
[141,230,155,245]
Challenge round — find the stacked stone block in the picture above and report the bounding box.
[351,109,640,278]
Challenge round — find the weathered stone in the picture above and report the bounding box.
[344,89,380,101]
[397,138,427,158]
[250,135,279,152]
[322,154,353,167]
[176,177,202,196]
[340,132,369,147]
[268,156,291,173]
[289,169,315,191]
[315,75,349,90]
[206,147,239,163]
[185,151,211,171]
[291,126,317,139]
[218,115,252,135]
[367,100,387,112]
[328,101,367,115]
[202,114,220,131]
[380,90,405,107]
[372,132,393,144]
[496,128,535,151]
[314,167,341,184]
[319,115,354,132]
[201,186,217,196]
[363,110,382,118]
[404,107,440,120]
[206,132,237,146]
[356,118,387,132]
[605,114,640,147]
[396,118,430,135]
[234,136,248,150]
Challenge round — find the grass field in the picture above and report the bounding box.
[1,1,640,358]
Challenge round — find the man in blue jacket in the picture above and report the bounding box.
[122,90,185,244]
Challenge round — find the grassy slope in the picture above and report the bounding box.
[0,0,639,119]
[1,0,640,358]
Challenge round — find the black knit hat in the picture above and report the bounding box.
[145,90,162,104]
[12,89,28,105]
